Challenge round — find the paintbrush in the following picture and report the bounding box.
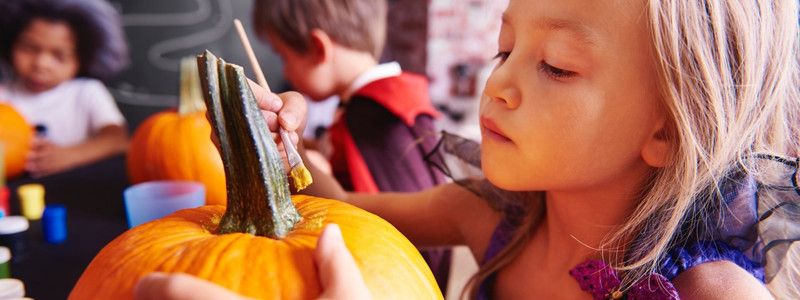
[233,18,313,191]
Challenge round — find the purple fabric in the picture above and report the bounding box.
[660,240,764,281]
[568,260,622,299]
[346,97,443,192]
[569,259,679,300]
[476,221,762,299]
[627,273,681,300]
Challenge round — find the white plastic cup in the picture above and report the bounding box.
[0,217,28,262]
[123,181,205,228]
[0,278,24,299]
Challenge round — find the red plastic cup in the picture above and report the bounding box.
[0,187,8,217]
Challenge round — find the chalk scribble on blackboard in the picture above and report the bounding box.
[122,0,231,72]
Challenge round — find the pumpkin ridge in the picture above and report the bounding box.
[185,233,237,279]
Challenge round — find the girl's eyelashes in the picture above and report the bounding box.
[538,61,577,80]
[494,51,511,62]
[493,51,578,80]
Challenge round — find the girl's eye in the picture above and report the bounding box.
[538,62,577,79]
[52,52,65,63]
[16,43,36,53]
[494,51,511,62]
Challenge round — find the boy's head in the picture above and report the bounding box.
[253,0,387,59]
[0,0,128,91]
[253,0,388,100]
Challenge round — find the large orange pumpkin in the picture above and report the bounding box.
[70,52,442,299]
[0,103,33,179]
[127,58,226,205]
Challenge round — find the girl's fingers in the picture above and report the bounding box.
[30,137,48,150]
[315,224,371,300]
[134,273,247,300]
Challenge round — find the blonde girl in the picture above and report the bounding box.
[136,0,799,299]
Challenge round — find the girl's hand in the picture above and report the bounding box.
[315,224,371,300]
[26,138,80,177]
[134,273,250,300]
[133,224,370,300]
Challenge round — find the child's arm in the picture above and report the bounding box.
[299,142,500,253]
[27,124,128,177]
[347,184,501,250]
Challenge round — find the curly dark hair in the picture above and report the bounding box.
[0,0,129,82]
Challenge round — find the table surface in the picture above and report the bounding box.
[6,155,130,300]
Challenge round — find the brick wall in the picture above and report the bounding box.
[382,0,430,74]
[381,0,508,136]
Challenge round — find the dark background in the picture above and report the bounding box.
[107,0,287,132]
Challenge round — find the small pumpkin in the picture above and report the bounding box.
[127,58,226,205]
[70,52,442,299]
[0,103,33,179]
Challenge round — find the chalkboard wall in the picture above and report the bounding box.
[108,0,287,131]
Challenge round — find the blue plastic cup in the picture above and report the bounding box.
[124,181,205,228]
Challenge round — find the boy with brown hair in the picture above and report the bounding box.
[253,0,449,291]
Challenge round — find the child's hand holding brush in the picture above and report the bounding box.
[234,19,313,190]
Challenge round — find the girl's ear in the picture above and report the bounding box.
[309,29,333,63]
[641,115,673,168]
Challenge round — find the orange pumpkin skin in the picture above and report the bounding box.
[0,103,33,179]
[69,195,442,299]
[127,110,226,205]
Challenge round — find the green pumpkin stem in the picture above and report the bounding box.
[197,50,301,239]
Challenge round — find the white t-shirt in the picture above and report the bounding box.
[0,78,126,146]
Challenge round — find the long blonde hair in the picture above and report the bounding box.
[465,0,799,298]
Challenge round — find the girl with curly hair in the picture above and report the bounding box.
[0,0,129,177]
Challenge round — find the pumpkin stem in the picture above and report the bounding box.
[178,57,207,116]
[197,51,301,239]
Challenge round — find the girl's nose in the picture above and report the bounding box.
[483,64,521,109]
[32,53,54,70]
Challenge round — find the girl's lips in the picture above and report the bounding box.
[480,116,512,142]
[23,78,51,93]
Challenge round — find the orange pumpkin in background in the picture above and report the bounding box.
[0,103,33,179]
[127,58,226,205]
[70,53,442,300]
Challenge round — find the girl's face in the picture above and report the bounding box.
[11,18,79,93]
[480,0,666,192]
